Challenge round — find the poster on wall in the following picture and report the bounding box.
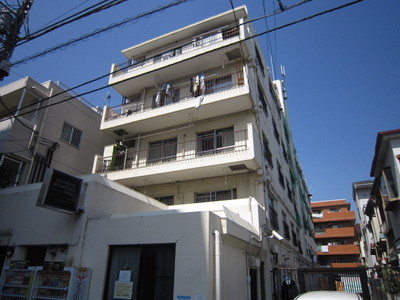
[113,281,133,299]
[36,168,83,214]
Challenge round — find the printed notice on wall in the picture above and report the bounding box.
[118,270,131,282]
[113,281,133,299]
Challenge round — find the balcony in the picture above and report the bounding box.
[331,262,362,268]
[313,211,356,223]
[317,244,360,256]
[102,70,251,138]
[93,125,262,186]
[109,24,249,97]
[314,227,355,239]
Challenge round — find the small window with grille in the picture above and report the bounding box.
[61,122,82,148]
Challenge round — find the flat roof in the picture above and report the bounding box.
[121,6,248,59]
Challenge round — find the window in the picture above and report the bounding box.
[205,74,232,94]
[148,138,177,163]
[262,135,273,167]
[0,155,23,188]
[269,194,279,230]
[156,196,174,205]
[196,127,234,155]
[287,180,293,203]
[255,47,265,77]
[329,208,340,213]
[61,122,82,148]
[277,162,285,188]
[104,244,175,300]
[195,189,237,203]
[282,143,288,163]
[282,213,290,241]
[381,167,398,200]
[291,226,298,247]
[258,83,268,116]
[272,119,280,144]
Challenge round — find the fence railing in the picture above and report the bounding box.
[111,24,240,78]
[94,129,248,174]
[104,70,245,122]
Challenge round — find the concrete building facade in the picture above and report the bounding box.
[311,200,361,268]
[95,4,315,268]
[352,180,377,267]
[363,129,400,266]
[0,6,314,300]
[0,77,114,188]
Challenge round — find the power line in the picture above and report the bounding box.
[0,0,311,118]
[15,0,127,47]
[34,0,91,30]
[0,0,365,122]
[9,0,192,68]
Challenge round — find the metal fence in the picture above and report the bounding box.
[272,266,400,300]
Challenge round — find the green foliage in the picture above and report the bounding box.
[382,268,400,295]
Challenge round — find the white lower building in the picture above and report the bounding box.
[0,174,277,300]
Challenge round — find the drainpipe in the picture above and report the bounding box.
[213,230,221,300]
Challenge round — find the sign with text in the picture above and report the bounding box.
[37,169,83,214]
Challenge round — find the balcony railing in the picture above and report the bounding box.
[94,129,248,174]
[315,229,326,235]
[317,244,360,255]
[104,70,245,122]
[111,25,240,78]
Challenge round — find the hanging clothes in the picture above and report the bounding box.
[154,91,161,107]
[199,73,206,96]
[193,75,200,97]
[165,84,175,105]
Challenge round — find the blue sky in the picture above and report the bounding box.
[2,0,399,205]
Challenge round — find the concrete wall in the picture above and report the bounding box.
[0,174,259,300]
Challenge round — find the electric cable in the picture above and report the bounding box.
[0,0,365,122]
[0,95,37,132]
[29,0,110,35]
[1,0,312,118]
[9,0,192,68]
[15,0,127,46]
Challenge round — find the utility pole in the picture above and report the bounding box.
[0,0,33,80]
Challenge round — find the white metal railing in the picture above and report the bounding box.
[94,129,247,174]
[111,25,240,78]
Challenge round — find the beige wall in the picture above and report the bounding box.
[0,174,264,300]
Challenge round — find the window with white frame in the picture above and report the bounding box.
[148,138,177,163]
[60,122,82,148]
[195,189,237,203]
[196,127,234,155]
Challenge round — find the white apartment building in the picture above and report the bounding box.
[352,180,377,267]
[93,4,315,296]
[0,6,315,300]
[363,129,400,266]
[0,77,114,188]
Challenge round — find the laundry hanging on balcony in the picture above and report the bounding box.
[191,73,206,97]
[154,83,175,107]
[192,73,206,109]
